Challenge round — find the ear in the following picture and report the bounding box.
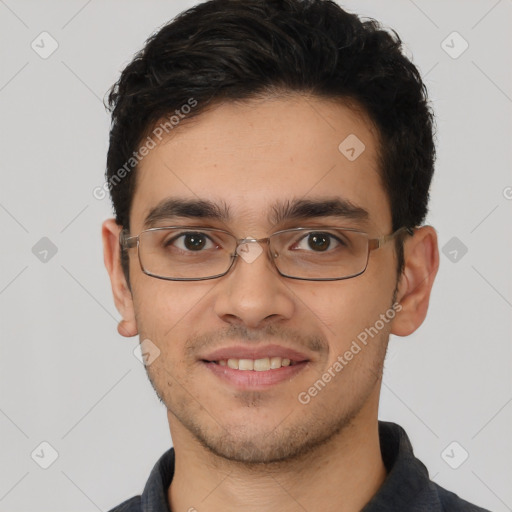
[391,225,439,337]
[102,219,138,338]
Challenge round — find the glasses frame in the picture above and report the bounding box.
[120,225,414,282]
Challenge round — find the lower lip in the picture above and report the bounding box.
[201,361,309,389]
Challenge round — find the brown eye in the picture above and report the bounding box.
[290,231,345,253]
[308,233,331,251]
[183,233,207,250]
[166,232,214,251]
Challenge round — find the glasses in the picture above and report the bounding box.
[120,225,413,281]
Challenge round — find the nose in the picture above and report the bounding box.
[212,241,295,329]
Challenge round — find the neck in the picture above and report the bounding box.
[167,408,386,512]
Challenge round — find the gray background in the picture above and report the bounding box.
[0,0,511,510]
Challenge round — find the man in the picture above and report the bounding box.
[102,0,490,510]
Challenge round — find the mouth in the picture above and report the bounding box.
[202,356,303,370]
[200,356,310,389]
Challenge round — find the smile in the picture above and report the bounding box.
[205,356,300,371]
[201,359,309,389]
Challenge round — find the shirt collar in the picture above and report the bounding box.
[362,421,440,511]
[140,444,174,512]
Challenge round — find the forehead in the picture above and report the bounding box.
[130,95,391,233]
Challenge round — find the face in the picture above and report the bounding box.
[124,95,400,464]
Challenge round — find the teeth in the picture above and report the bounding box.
[227,359,239,369]
[270,356,283,369]
[219,357,293,371]
[238,359,254,370]
[254,357,270,371]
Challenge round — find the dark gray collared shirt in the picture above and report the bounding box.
[108,421,491,511]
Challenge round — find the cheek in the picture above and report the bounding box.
[302,276,396,360]
[131,277,214,351]
[132,279,181,341]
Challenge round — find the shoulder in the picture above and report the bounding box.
[106,495,141,512]
[375,422,492,512]
[105,447,175,512]
[431,481,492,512]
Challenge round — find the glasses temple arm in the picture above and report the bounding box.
[119,230,138,250]
[371,226,415,250]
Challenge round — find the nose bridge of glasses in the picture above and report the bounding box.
[236,236,270,244]
[234,236,274,262]
[235,236,271,250]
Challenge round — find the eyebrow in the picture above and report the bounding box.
[143,198,231,229]
[269,197,369,226]
[142,197,369,229]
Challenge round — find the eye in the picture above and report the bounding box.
[293,232,344,252]
[166,232,217,251]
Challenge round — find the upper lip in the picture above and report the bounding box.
[200,344,310,362]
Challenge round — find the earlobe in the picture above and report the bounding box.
[118,319,138,337]
[391,226,439,337]
[102,219,138,338]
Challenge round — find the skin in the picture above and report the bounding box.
[103,94,439,512]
